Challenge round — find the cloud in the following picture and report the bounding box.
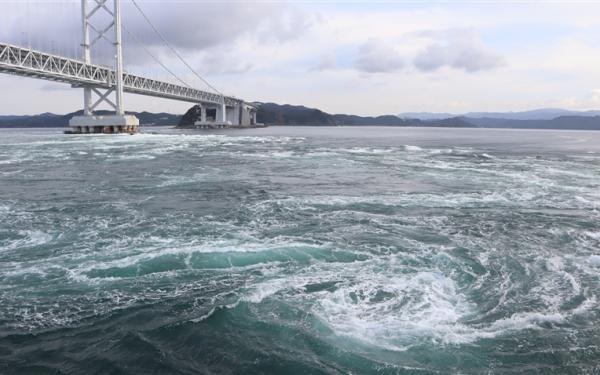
[3,2,600,116]
[0,1,309,66]
[354,38,404,73]
[40,83,71,92]
[198,52,253,75]
[310,53,337,71]
[125,2,285,50]
[413,29,504,72]
[257,7,321,44]
[553,88,600,110]
[120,2,310,68]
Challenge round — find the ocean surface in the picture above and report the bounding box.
[1,126,600,374]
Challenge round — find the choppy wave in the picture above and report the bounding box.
[1,127,600,373]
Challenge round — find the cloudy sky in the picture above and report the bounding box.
[1,1,600,115]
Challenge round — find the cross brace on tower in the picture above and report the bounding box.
[69,0,139,134]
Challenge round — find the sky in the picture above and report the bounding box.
[1,0,600,116]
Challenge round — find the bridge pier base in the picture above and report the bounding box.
[193,121,232,129]
[68,115,139,134]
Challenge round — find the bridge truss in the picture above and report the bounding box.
[0,42,242,107]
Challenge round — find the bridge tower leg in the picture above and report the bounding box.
[221,98,227,123]
[81,0,92,116]
[69,0,139,134]
[114,0,125,116]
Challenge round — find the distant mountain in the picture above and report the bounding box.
[256,103,600,129]
[398,112,457,120]
[255,102,475,127]
[0,112,66,127]
[179,103,471,127]
[4,104,600,130]
[0,110,181,127]
[464,116,600,130]
[400,108,600,121]
[256,103,336,125]
[133,111,181,126]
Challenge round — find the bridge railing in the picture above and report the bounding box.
[0,43,241,106]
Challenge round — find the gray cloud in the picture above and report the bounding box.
[40,83,72,92]
[124,2,279,51]
[258,7,321,44]
[354,38,404,73]
[309,53,336,72]
[413,29,504,72]
[0,1,312,68]
[199,52,253,75]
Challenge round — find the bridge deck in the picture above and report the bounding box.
[0,43,242,107]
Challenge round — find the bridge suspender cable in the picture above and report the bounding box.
[129,0,224,101]
[121,25,192,89]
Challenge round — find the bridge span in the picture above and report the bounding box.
[0,0,257,134]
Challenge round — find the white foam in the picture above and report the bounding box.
[117,154,156,160]
[157,172,210,187]
[483,311,566,332]
[0,169,24,176]
[588,255,600,267]
[243,278,297,303]
[311,270,477,350]
[69,235,326,283]
[237,247,599,352]
[270,151,295,158]
[1,230,53,252]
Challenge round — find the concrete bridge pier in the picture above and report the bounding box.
[200,105,207,123]
[226,104,241,126]
[66,0,139,135]
[216,104,229,125]
[194,102,233,129]
[68,115,140,134]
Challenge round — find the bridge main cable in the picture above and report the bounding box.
[121,24,192,89]
[129,0,223,97]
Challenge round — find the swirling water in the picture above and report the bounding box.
[0,126,599,374]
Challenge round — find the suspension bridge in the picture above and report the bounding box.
[0,0,258,133]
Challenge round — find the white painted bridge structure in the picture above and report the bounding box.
[0,0,258,133]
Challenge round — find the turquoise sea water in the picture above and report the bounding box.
[1,126,600,374]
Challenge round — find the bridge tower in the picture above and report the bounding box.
[69,0,139,134]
